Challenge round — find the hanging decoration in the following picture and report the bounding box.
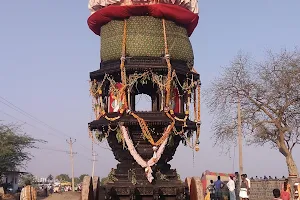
[130,111,174,146]
[194,80,201,152]
[120,124,169,183]
[108,82,126,113]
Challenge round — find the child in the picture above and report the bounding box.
[273,188,282,200]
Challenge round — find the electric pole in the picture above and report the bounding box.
[66,137,76,192]
[92,152,98,177]
[237,96,243,176]
[91,131,98,177]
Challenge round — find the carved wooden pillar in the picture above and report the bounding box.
[180,91,185,114]
[130,93,136,111]
[152,92,159,111]
[158,89,164,111]
[153,188,161,200]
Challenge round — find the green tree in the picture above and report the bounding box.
[79,174,89,182]
[74,177,81,185]
[55,174,71,182]
[0,123,45,180]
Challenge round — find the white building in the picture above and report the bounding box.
[1,171,27,193]
[34,176,47,183]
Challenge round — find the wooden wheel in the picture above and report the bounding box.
[81,176,94,200]
[92,176,100,200]
[185,177,192,192]
[190,177,204,200]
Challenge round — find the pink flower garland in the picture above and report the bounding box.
[119,125,170,182]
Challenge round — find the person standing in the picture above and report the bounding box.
[20,180,37,200]
[214,176,224,200]
[244,174,251,190]
[226,176,236,200]
[207,180,216,200]
[49,185,54,195]
[239,174,249,200]
[280,182,290,200]
[281,179,291,194]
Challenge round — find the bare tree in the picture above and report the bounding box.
[205,49,300,177]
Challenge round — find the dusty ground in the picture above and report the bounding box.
[1,191,80,200]
[41,192,81,200]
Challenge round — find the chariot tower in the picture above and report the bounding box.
[87,0,201,198]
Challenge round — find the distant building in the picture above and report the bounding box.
[1,171,27,192]
[34,176,47,183]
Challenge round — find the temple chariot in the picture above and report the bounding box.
[84,0,202,199]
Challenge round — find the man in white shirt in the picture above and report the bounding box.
[227,176,236,200]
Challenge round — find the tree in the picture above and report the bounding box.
[47,174,54,182]
[79,174,89,182]
[0,123,45,179]
[100,177,109,185]
[204,49,300,177]
[74,177,81,185]
[55,174,71,182]
[19,173,36,186]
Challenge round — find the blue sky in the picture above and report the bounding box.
[1,1,300,179]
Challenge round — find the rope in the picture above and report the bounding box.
[162,19,172,109]
[130,112,174,146]
[120,19,128,108]
[193,85,197,122]
[194,83,201,151]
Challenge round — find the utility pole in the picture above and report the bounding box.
[92,152,98,177]
[91,132,98,177]
[66,137,76,192]
[237,96,243,176]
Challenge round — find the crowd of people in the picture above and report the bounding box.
[250,176,288,180]
[205,174,298,200]
[205,174,250,200]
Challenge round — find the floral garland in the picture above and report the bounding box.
[130,111,174,146]
[119,124,169,183]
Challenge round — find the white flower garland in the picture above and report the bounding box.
[119,125,170,183]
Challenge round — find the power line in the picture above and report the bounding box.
[1,109,111,152]
[0,110,107,160]
[0,110,64,139]
[38,146,92,161]
[0,96,70,138]
[39,147,70,153]
[0,96,111,151]
[1,110,94,163]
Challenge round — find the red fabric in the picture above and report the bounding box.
[108,82,124,113]
[87,4,199,37]
[280,190,290,200]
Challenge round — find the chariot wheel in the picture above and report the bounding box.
[190,177,204,200]
[81,176,94,200]
[185,177,192,193]
[92,176,100,200]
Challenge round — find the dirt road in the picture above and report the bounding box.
[40,192,80,200]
